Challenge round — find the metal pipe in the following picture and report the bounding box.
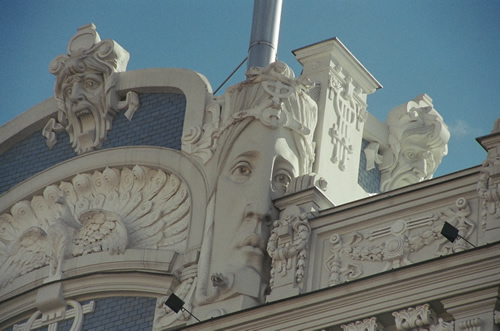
[247,0,283,72]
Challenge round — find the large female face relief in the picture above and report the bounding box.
[210,121,301,300]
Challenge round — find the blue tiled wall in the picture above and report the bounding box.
[0,93,186,195]
[5,296,156,331]
[358,139,381,194]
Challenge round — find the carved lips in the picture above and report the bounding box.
[236,233,266,256]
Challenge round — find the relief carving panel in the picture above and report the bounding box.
[324,197,476,286]
[0,165,190,288]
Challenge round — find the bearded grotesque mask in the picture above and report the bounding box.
[380,94,449,192]
[46,23,136,155]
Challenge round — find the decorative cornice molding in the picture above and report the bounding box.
[392,304,436,330]
[325,197,476,286]
[341,317,385,331]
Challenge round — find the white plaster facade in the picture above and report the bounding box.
[0,25,499,331]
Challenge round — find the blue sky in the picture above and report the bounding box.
[1,1,499,178]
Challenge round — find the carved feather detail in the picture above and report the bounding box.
[0,166,191,288]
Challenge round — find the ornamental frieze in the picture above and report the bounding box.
[325,197,476,286]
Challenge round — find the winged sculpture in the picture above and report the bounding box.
[0,165,191,289]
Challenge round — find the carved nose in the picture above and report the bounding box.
[244,204,273,226]
[69,84,84,103]
[412,159,427,177]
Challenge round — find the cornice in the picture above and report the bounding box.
[185,243,500,330]
[0,271,179,329]
[0,98,57,155]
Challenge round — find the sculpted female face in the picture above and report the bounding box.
[210,121,300,298]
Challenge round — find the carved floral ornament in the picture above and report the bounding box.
[477,164,500,227]
[44,24,139,155]
[266,205,312,289]
[339,305,454,330]
[393,304,455,331]
[0,165,191,288]
[325,197,475,286]
[341,317,385,331]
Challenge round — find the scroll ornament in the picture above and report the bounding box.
[267,205,311,289]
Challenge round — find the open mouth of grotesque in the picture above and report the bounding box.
[75,108,91,118]
[402,175,419,184]
[76,108,96,136]
[395,172,422,188]
[71,105,98,151]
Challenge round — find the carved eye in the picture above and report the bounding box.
[85,79,99,89]
[273,170,292,192]
[64,87,72,98]
[404,150,418,161]
[230,162,253,180]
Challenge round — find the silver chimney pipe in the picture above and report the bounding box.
[247,0,283,71]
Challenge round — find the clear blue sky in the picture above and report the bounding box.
[1,1,499,178]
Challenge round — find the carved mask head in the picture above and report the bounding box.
[49,24,129,154]
[380,95,449,191]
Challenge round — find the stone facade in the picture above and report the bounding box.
[1,24,499,331]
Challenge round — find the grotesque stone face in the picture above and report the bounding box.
[386,137,438,190]
[61,71,107,153]
[47,24,135,155]
[210,120,300,301]
[380,95,449,192]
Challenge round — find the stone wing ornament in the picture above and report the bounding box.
[0,165,191,288]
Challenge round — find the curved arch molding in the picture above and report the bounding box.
[0,147,208,300]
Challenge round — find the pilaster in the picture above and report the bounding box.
[293,38,382,205]
[267,175,333,301]
[441,287,500,331]
[476,118,500,245]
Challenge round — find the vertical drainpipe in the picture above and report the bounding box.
[247,0,283,72]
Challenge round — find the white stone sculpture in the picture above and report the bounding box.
[193,61,318,311]
[325,197,475,286]
[431,318,455,331]
[341,317,385,331]
[267,205,311,290]
[46,23,139,154]
[328,75,368,171]
[393,304,437,330]
[436,197,475,254]
[380,94,449,192]
[0,166,190,288]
